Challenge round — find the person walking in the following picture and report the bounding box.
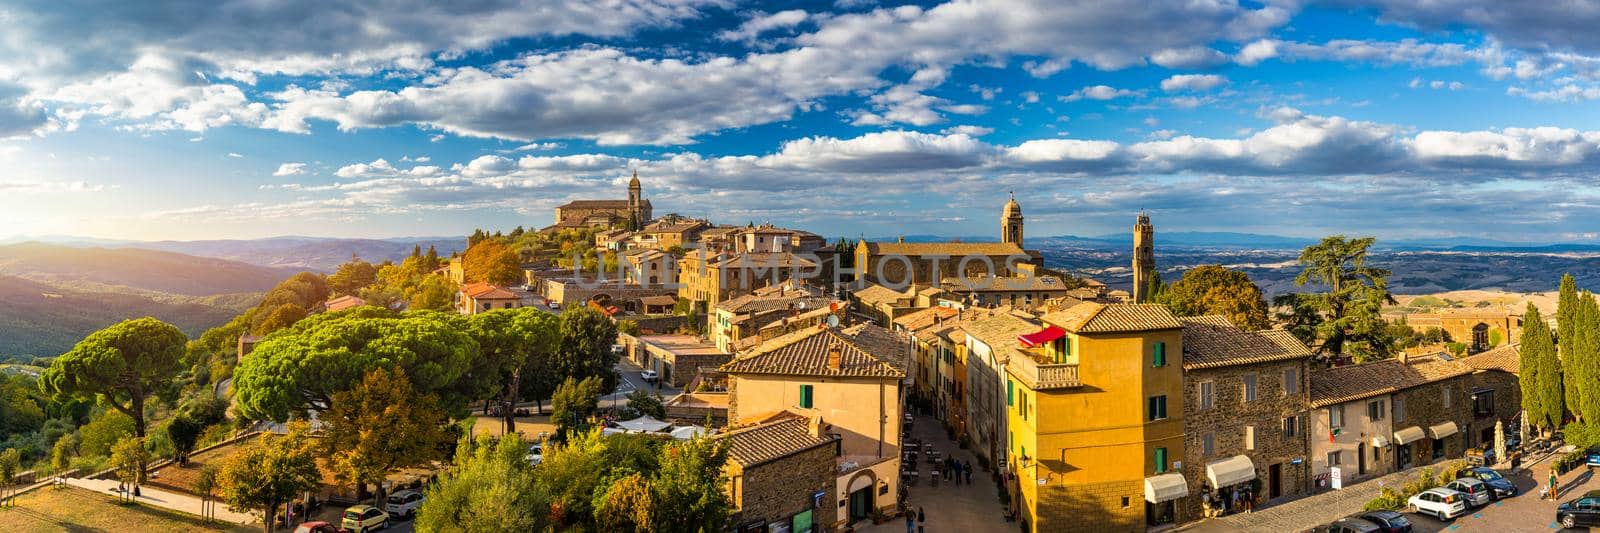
[965,461,974,485]
[1549,470,1560,501]
[917,507,926,533]
[905,507,915,533]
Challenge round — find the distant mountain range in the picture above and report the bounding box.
[870,231,1589,252]
[0,235,467,272]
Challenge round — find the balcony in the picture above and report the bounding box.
[1010,349,1081,390]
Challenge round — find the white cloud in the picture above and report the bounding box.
[1060,85,1138,102]
[941,125,994,136]
[1508,84,1600,102]
[1150,46,1229,68]
[1159,74,1228,92]
[273,162,308,176]
[227,152,244,158]
[717,10,809,43]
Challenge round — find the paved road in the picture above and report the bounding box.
[856,413,1011,533]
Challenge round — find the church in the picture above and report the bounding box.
[546,171,654,231]
[854,196,1042,286]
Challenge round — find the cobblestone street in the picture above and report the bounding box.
[856,413,1012,533]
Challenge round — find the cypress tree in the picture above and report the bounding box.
[1560,274,1579,412]
[1582,292,1600,424]
[1521,304,1548,428]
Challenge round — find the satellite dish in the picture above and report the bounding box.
[826,315,841,328]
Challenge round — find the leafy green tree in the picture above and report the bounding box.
[556,307,620,391]
[469,308,560,435]
[0,374,46,437]
[50,433,77,477]
[626,389,666,420]
[195,464,220,521]
[39,317,186,438]
[233,312,479,422]
[650,437,731,532]
[1521,304,1563,431]
[463,240,523,286]
[550,376,604,439]
[328,258,380,297]
[417,434,549,532]
[322,368,451,504]
[1290,236,1396,361]
[217,424,323,533]
[597,473,656,531]
[1154,265,1270,330]
[110,436,151,501]
[1272,293,1324,349]
[409,274,459,312]
[0,447,18,507]
[251,303,310,335]
[166,413,203,465]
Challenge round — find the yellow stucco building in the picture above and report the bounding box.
[1004,302,1186,532]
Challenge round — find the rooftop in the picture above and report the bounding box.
[721,324,907,379]
[639,334,722,356]
[891,306,961,332]
[1461,343,1520,375]
[1179,315,1312,370]
[557,199,652,209]
[715,414,837,468]
[1039,302,1182,334]
[462,282,519,299]
[860,240,1026,257]
[1309,353,1475,407]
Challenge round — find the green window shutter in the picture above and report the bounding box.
[799,385,813,408]
[1155,447,1167,473]
[1007,380,1014,407]
[1154,342,1166,367]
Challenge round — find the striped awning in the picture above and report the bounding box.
[1144,473,1189,503]
[1427,421,1460,439]
[1370,435,1390,448]
[1205,455,1257,488]
[1393,426,1426,445]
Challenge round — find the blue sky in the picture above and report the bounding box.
[5,1,1600,243]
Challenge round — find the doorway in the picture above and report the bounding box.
[1269,463,1282,499]
[1358,443,1367,476]
[848,487,873,522]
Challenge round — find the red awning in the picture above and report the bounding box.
[1017,325,1066,347]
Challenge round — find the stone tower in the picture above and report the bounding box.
[627,170,643,229]
[1002,195,1024,247]
[1132,212,1155,303]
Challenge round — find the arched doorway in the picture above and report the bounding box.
[846,471,876,523]
[1471,323,1489,353]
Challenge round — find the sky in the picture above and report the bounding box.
[5,1,1600,243]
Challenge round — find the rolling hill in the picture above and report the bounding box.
[0,274,245,358]
[0,242,298,296]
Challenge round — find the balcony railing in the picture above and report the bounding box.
[1010,350,1081,390]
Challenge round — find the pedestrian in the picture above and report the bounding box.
[1549,470,1559,501]
[965,462,974,485]
[904,507,915,533]
[918,506,926,533]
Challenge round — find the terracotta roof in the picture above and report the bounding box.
[716,293,835,313]
[1462,343,1520,375]
[638,295,677,306]
[557,199,652,209]
[713,252,817,269]
[892,306,961,332]
[721,324,906,379]
[1309,353,1475,407]
[326,294,367,312]
[861,241,1027,257]
[715,414,837,468]
[960,313,1042,354]
[1040,302,1181,333]
[941,275,1074,293]
[462,283,519,299]
[852,283,910,307]
[1180,316,1312,370]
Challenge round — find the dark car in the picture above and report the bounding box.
[1556,490,1600,529]
[1322,517,1381,533]
[1456,466,1518,499]
[1356,510,1413,533]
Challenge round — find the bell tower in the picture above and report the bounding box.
[1002,193,1024,247]
[627,170,643,229]
[1132,212,1156,303]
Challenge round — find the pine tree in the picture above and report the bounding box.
[1560,274,1579,413]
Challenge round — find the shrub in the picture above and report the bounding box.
[1363,487,1406,511]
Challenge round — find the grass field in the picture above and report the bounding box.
[0,485,253,532]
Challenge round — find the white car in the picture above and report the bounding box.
[1408,487,1468,520]
[526,443,544,466]
[1444,478,1492,507]
[548,300,561,309]
[383,489,424,518]
[640,370,659,383]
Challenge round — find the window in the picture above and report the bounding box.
[1203,432,1215,456]
[1154,447,1168,473]
[1121,496,1131,508]
[1284,368,1299,395]
[1007,380,1014,407]
[1245,426,1256,451]
[1328,405,1344,429]
[1148,395,1168,421]
[1243,374,1258,402]
[1367,399,1385,421]
[1474,390,1495,417]
[799,385,814,408]
[1199,381,1215,410]
[1153,342,1167,367]
[1283,416,1298,438]
[1373,445,1381,463]
[1444,387,1452,408]
[1394,397,1406,422]
[1327,451,1342,466]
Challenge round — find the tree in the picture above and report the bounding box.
[556,307,620,391]
[50,433,77,478]
[195,464,220,521]
[1272,293,1324,349]
[218,424,322,533]
[39,318,186,438]
[409,274,459,312]
[463,240,523,286]
[1290,236,1396,361]
[1559,274,1579,416]
[1154,265,1270,330]
[468,308,560,435]
[110,436,151,502]
[233,312,479,422]
[626,389,666,420]
[1522,304,1563,432]
[79,410,134,457]
[252,303,310,335]
[550,376,604,439]
[417,434,549,532]
[328,258,379,297]
[1575,292,1600,423]
[322,368,452,504]
[649,437,731,532]
[0,447,18,507]
[596,473,656,531]
[166,413,203,465]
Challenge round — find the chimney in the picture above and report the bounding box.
[1399,350,1410,365]
[827,342,843,370]
[808,415,825,438]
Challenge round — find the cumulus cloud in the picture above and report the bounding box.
[1059,85,1139,102]
[1159,74,1228,92]
[273,162,308,176]
[717,10,809,43]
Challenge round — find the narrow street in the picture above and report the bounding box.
[857,413,1012,532]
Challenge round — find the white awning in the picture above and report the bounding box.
[1205,455,1257,488]
[670,425,710,440]
[1393,426,1426,445]
[1427,421,1460,439]
[1144,473,1189,503]
[1370,435,1390,448]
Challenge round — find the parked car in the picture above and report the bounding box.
[341,505,389,532]
[526,443,544,466]
[1407,488,1469,520]
[548,300,561,309]
[1355,510,1413,533]
[640,370,659,383]
[1557,490,1600,529]
[291,522,339,533]
[1586,447,1600,469]
[1444,478,1493,507]
[1456,466,1518,499]
[383,489,425,518]
[611,344,625,355]
[1321,517,1381,533]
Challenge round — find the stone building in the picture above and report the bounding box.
[1309,353,1474,489]
[549,171,653,230]
[961,311,1048,468]
[711,289,839,353]
[1461,343,1522,451]
[1404,309,1524,354]
[1131,213,1155,304]
[632,334,729,388]
[853,198,1042,287]
[1175,315,1313,525]
[677,249,819,310]
[717,414,839,533]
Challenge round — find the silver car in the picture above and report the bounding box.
[1445,478,1492,507]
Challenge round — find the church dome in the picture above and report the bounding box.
[1004,197,1021,216]
[629,170,641,187]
